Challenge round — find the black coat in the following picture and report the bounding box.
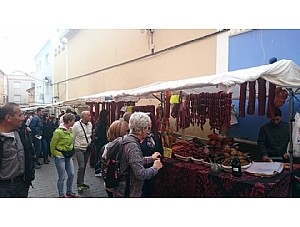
[18,125,36,186]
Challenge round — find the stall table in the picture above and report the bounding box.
[153,158,291,197]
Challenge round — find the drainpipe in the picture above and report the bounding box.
[147,29,155,54]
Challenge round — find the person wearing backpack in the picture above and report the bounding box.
[100,118,130,197]
[112,111,163,198]
[0,103,36,197]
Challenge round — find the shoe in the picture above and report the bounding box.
[79,183,90,189]
[35,165,41,169]
[59,195,66,198]
[95,173,102,177]
[66,192,79,198]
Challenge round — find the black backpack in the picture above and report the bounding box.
[102,137,126,189]
[102,135,139,195]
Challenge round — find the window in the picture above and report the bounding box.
[45,53,49,65]
[14,95,21,102]
[13,81,21,89]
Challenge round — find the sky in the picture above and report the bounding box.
[0,0,297,76]
[0,30,54,74]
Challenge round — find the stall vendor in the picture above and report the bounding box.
[257,107,290,162]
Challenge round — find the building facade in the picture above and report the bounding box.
[52,29,228,102]
[6,70,34,108]
[228,29,300,141]
[0,70,6,104]
[34,39,53,105]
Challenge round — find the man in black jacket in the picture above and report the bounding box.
[0,102,36,197]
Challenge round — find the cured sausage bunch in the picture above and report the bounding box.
[238,79,287,118]
[171,91,232,133]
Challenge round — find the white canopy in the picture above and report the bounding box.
[114,59,300,99]
[59,59,300,106]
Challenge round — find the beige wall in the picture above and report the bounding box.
[53,29,219,100]
[0,71,4,104]
[53,29,224,139]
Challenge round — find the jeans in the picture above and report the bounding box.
[74,148,91,185]
[41,138,50,159]
[32,137,42,164]
[54,156,75,197]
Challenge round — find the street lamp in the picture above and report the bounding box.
[43,76,51,104]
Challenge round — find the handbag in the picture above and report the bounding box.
[56,148,74,159]
[61,150,74,158]
[80,121,92,153]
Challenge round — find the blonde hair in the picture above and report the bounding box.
[107,119,129,142]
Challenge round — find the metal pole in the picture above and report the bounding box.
[288,89,294,173]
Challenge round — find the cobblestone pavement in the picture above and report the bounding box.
[28,156,108,198]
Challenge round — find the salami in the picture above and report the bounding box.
[239,82,247,117]
[267,82,276,118]
[257,78,266,116]
[247,81,256,115]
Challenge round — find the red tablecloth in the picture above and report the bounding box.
[152,158,291,197]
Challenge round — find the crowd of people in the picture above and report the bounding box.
[1,100,299,198]
[0,102,164,198]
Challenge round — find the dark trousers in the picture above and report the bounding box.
[142,177,156,198]
[42,138,50,159]
[0,180,30,198]
[32,137,42,164]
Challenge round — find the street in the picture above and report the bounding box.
[28,156,108,198]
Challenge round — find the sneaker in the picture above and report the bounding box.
[59,195,66,198]
[79,183,90,189]
[66,192,79,198]
[95,173,102,177]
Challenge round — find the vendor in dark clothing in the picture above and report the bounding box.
[257,107,290,162]
[140,113,163,197]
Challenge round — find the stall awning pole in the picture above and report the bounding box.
[288,89,294,173]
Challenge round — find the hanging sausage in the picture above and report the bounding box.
[247,81,256,115]
[239,82,247,117]
[257,78,267,116]
[267,82,276,118]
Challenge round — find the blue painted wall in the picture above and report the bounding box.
[228,29,300,141]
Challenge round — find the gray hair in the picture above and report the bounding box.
[129,112,150,135]
[0,102,19,121]
[62,113,75,123]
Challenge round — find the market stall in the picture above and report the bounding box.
[111,59,300,197]
[152,158,291,197]
[113,59,300,171]
[58,59,300,197]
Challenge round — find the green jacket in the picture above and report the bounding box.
[50,127,74,157]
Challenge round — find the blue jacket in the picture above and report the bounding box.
[29,115,43,136]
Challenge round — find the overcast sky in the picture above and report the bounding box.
[0,30,54,74]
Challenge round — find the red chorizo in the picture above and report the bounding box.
[239,82,247,117]
[267,82,276,118]
[257,78,266,116]
[247,81,256,115]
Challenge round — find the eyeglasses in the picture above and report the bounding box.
[143,126,151,131]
